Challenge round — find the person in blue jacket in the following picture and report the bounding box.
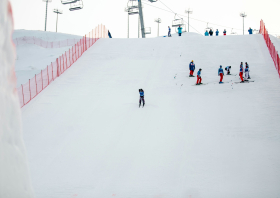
[216,29,219,36]
[139,89,145,107]
[218,65,224,83]
[177,25,182,36]
[248,27,253,34]
[189,60,195,77]
[168,26,171,37]
[205,30,209,36]
[196,68,202,85]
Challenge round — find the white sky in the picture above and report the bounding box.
[9,0,280,38]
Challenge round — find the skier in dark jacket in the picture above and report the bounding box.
[223,29,226,35]
[216,29,219,36]
[189,60,195,77]
[248,28,253,34]
[168,26,171,37]
[139,89,145,107]
[108,30,112,38]
[209,29,213,36]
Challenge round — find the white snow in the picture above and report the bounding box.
[269,34,280,54]
[0,1,34,197]
[21,32,280,197]
[13,29,82,41]
[13,30,82,87]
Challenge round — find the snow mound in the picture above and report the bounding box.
[0,1,34,197]
[13,29,82,42]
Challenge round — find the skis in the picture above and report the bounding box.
[234,80,254,84]
[193,83,206,86]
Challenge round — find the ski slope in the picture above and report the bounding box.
[22,33,280,198]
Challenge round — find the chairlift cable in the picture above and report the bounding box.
[142,1,242,31]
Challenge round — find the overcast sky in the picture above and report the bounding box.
[9,0,280,38]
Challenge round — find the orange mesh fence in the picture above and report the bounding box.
[17,24,109,108]
[260,20,280,77]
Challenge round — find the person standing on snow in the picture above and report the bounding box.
[244,65,250,81]
[223,29,227,35]
[239,65,244,83]
[209,29,213,36]
[225,66,231,75]
[218,65,224,83]
[248,27,253,34]
[205,30,209,36]
[168,26,171,37]
[177,25,183,36]
[196,68,202,85]
[108,30,112,38]
[139,89,145,107]
[189,60,195,77]
[216,29,219,36]
[245,62,250,79]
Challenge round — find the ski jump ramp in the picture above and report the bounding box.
[22,33,280,198]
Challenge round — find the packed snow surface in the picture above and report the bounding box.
[13,29,82,41]
[0,1,34,197]
[22,32,280,198]
[13,30,82,87]
[270,34,280,53]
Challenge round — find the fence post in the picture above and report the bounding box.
[56,58,59,77]
[21,84,25,106]
[41,70,43,90]
[47,65,49,85]
[84,35,86,52]
[35,74,37,94]
[65,52,68,69]
[51,62,54,80]
[29,79,31,101]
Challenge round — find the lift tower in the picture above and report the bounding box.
[138,0,145,38]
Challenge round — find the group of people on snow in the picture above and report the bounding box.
[188,61,251,85]
[205,28,253,36]
[205,29,227,36]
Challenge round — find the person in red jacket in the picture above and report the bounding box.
[239,65,244,82]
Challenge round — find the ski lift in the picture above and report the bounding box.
[205,22,212,31]
[172,14,184,27]
[127,0,138,9]
[125,7,139,15]
[69,0,83,11]
[231,28,237,35]
[145,27,151,34]
[253,29,259,34]
[61,0,78,5]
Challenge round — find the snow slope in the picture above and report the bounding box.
[0,1,34,197]
[270,34,280,53]
[22,33,280,198]
[13,29,82,41]
[14,30,82,87]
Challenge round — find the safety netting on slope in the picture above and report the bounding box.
[260,20,280,78]
[14,37,80,48]
[17,24,109,108]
